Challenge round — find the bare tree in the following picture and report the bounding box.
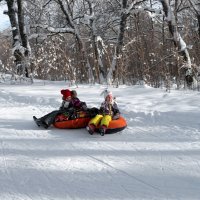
[17,0,30,57]
[1,0,31,78]
[1,0,199,88]
[107,0,148,85]
[188,0,200,38]
[159,0,194,87]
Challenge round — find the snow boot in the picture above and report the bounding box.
[33,116,49,129]
[87,124,95,135]
[33,116,41,127]
[99,125,107,136]
[41,121,49,129]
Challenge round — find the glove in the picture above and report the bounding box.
[82,104,87,111]
[113,113,120,120]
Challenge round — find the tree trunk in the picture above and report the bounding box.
[188,0,200,38]
[198,14,200,38]
[160,0,192,87]
[57,0,89,83]
[6,0,23,64]
[5,0,30,78]
[17,0,29,57]
[107,0,128,85]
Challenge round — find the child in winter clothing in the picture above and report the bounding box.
[59,89,86,110]
[87,90,120,136]
[33,89,87,129]
[70,90,87,111]
[59,89,73,109]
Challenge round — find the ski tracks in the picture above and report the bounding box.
[124,109,200,199]
[0,138,35,200]
[69,141,173,199]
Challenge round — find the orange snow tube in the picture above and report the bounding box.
[54,110,91,129]
[95,116,127,134]
[54,117,91,129]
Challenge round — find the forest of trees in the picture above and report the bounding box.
[0,0,199,89]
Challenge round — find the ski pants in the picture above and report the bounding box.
[40,110,64,126]
[40,108,75,126]
[89,114,112,127]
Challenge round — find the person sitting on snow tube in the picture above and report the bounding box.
[67,90,87,112]
[56,89,88,120]
[86,89,120,136]
[33,89,87,129]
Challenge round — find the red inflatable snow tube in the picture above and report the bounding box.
[54,117,91,129]
[54,111,91,129]
[54,112,127,134]
[95,116,127,134]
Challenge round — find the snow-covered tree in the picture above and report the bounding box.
[107,0,148,85]
[159,0,194,87]
[1,0,199,88]
[1,0,31,79]
[188,0,200,38]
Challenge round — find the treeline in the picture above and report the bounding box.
[0,0,199,89]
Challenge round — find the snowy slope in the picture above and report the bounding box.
[0,81,200,200]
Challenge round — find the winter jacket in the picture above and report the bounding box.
[60,100,70,110]
[59,97,87,111]
[69,97,87,111]
[99,101,120,117]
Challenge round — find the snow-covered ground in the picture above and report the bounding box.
[0,80,200,200]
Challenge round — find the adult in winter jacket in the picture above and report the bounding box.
[33,89,87,129]
[87,89,120,136]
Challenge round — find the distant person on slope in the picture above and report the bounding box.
[33,89,87,129]
[86,89,120,136]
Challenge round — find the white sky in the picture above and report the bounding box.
[0,3,10,31]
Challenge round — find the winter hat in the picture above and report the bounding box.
[101,89,112,99]
[61,89,71,100]
[71,90,77,98]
